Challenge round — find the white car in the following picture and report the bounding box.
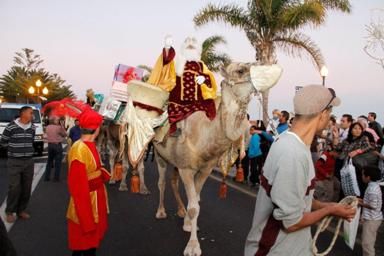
[0,103,44,156]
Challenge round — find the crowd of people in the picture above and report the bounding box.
[238,98,383,256]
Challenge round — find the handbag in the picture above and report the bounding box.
[340,158,360,197]
[352,150,378,168]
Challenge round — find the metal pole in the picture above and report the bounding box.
[36,87,39,104]
[322,76,325,86]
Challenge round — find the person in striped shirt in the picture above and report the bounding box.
[0,106,35,223]
[359,166,383,256]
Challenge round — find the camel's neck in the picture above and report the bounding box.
[216,81,252,142]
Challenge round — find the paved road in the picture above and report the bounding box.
[1,153,383,256]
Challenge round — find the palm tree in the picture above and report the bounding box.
[194,0,351,124]
[0,49,75,103]
[201,35,231,72]
[14,48,44,72]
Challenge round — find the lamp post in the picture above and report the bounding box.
[28,79,48,104]
[320,66,328,86]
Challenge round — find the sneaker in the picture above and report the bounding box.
[18,212,30,219]
[6,213,16,223]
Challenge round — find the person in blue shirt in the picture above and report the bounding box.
[69,119,81,144]
[248,125,263,186]
[259,110,290,142]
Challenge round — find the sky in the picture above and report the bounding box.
[0,0,383,122]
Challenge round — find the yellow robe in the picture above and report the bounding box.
[147,54,176,92]
[148,52,217,100]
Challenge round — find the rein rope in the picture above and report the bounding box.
[311,196,358,256]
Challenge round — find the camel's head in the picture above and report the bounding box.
[220,62,256,101]
[219,62,255,141]
[219,62,283,141]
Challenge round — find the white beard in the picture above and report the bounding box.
[175,47,201,76]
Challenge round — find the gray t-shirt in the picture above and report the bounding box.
[245,131,316,256]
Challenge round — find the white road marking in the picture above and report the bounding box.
[209,173,256,198]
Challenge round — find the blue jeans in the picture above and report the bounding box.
[45,143,63,181]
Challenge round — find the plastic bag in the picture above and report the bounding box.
[340,158,360,197]
[343,205,360,250]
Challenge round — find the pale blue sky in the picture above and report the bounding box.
[1,0,383,122]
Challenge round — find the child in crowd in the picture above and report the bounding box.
[359,166,383,256]
[248,125,263,187]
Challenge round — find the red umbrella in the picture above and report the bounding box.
[42,98,90,118]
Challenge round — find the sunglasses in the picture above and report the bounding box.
[322,88,336,111]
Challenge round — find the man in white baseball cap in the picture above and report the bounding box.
[245,85,355,256]
[294,85,340,116]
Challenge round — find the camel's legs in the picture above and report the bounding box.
[108,141,119,185]
[194,169,212,202]
[178,169,201,256]
[155,151,167,219]
[183,170,211,232]
[138,159,150,195]
[171,168,186,218]
[118,156,129,191]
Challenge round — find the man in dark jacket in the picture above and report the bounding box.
[368,112,383,139]
[0,106,35,223]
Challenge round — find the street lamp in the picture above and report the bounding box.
[27,79,48,104]
[320,66,328,86]
[28,86,35,95]
[36,79,42,88]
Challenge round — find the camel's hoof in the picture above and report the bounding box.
[155,209,167,219]
[118,184,128,191]
[184,240,201,256]
[177,208,187,218]
[109,180,116,185]
[139,187,151,195]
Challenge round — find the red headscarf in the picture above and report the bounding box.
[77,108,103,130]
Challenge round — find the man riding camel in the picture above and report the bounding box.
[148,36,217,134]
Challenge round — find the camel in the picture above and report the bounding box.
[153,62,257,256]
[97,122,150,195]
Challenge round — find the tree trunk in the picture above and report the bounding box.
[261,89,270,126]
[255,42,276,127]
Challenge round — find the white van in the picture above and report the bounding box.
[0,103,44,156]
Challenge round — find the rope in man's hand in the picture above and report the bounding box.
[312,196,359,256]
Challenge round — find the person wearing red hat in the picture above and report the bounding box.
[66,109,110,256]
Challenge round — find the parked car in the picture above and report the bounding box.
[0,103,44,156]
